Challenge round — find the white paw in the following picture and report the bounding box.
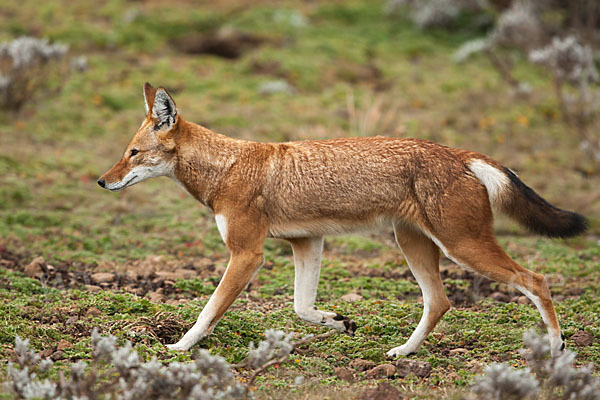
[166,342,190,351]
[386,344,416,358]
[550,334,566,358]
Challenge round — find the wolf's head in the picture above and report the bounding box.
[97,83,179,191]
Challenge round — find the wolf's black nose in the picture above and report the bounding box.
[97,179,106,188]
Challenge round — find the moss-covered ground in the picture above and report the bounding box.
[1,0,598,398]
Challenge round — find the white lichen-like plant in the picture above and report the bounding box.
[0,36,71,111]
[247,329,295,369]
[468,329,599,400]
[385,0,488,29]
[472,363,540,400]
[529,36,598,85]
[5,328,308,400]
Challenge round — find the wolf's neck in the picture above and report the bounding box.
[171,120,243,209]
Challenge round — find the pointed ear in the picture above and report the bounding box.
[143,82,156,115]
[152,87,177,130]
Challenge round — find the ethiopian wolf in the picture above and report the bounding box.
[98,83,587,357]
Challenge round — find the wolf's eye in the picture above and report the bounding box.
[130,148,139,157]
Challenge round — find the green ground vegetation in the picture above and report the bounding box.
[0,0,598,398]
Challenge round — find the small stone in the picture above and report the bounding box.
[86,307,102,317]
[393,359,432,378]
[366,364,397,379]
[91,272,115,284]
[24,256,46,279]
[449,348,469,356]
[334,367,355,382]
[489,291,510,302]
[50,350,65,361]
[258,79,295,95]
[155,268,196,281]
[147,291,165,303]
[350,358,376,371]
[57,339,73,351]
[65,316,78,325]
[359,382,402,400]
[85,284,102,292]
[40,349,53,358]
[166,298,186,306]
[214,265,226,276]
[517,296,530,305]
[341,293,363,302]
[152,277,165,286]
[572,331,594,347]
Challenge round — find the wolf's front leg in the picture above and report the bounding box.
[167,212,266,351]
[289,237,357,334]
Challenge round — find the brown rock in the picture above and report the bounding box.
[334,367,355,382]
[393,359,432,378]
[572,331,594,347]
[367,364,397,379]
[147,291,165,303]
[40,349,54,358]
[50,350,65,361]
[155,269,196,281]
[517,296,530,305]
[449,348,469,356]
[166,299,186,306]
[86,307,102,317]
[24,256,46,279]
[85,285,102,292]
[57,339,73,351]
[341,293,363,302]
[91,272,115,284]
[350,358,376,371]
[489,291,509,302]
[359,382,402,400]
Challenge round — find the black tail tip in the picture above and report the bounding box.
[544,211,589,239]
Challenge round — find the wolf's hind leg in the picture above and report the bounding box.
[387,224,450,358]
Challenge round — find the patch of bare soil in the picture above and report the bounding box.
[359,382,403,400]
[0,243,538,310]
[170,28,269,59]
[342,256,514,307]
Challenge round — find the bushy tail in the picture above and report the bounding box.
[467,159,588,238]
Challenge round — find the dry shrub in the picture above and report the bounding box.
[466,330,599,400]
[451,0,600,167]
[0,37,72,111]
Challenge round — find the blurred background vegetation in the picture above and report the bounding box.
[0,1,599,398]
[1,0,599,263]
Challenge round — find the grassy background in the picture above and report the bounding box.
[0,0,598,398]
